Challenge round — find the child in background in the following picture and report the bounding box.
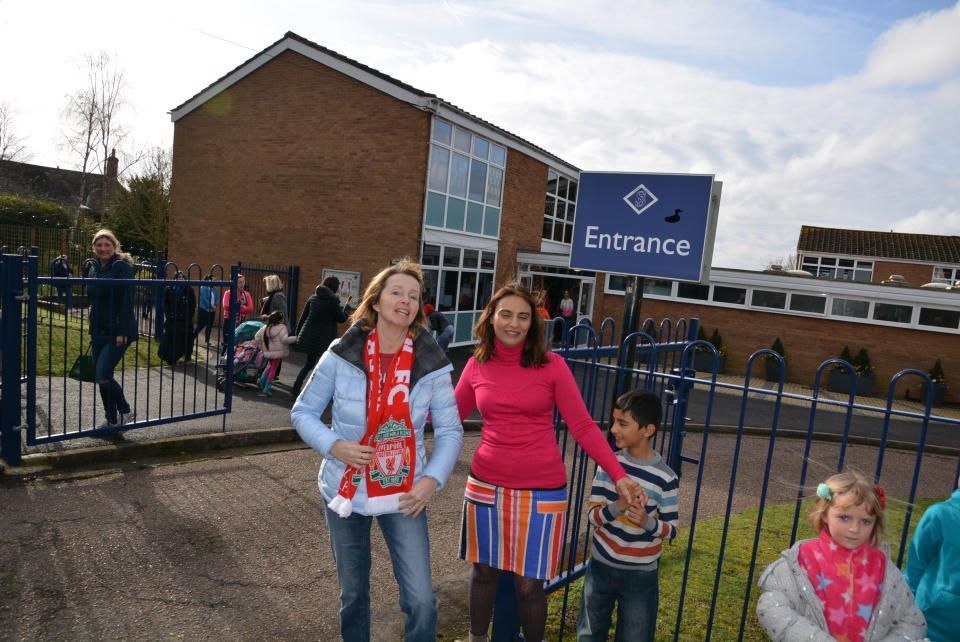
[254,310,297,396]
[906,477,960,642]
[757,470,927,641]
[577,389,679,642]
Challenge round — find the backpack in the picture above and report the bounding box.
[51,257,71,277]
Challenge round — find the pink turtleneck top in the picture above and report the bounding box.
[455,340,627,489]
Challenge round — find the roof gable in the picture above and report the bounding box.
[797,226,960,264]
[169,31,579,175]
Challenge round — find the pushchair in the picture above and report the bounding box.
[216,320,267,391]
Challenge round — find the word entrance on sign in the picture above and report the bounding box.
[583,225,691,256]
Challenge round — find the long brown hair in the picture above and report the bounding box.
[349,258,427,337]
[473,283,549,367]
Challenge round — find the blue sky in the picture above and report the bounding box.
[2,0,958,270]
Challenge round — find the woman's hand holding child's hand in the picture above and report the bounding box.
[615,478,641,509]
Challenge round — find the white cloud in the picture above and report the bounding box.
[861,3,960,87]
[890,207,960,235]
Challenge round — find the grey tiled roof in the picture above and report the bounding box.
[797,226,960,263]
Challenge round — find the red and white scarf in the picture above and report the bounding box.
[328,329,417,517]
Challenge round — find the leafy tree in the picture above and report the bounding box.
[105,147,170,256]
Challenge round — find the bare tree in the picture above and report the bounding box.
[763,253,798,270]
[0,99,29,161]
[60,52,130,229]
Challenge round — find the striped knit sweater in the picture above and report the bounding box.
[587,450,679,571]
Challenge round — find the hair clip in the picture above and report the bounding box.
[816,483,833,501]
[875,485,886,510]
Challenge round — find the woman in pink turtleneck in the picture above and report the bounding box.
[455,284,638,642]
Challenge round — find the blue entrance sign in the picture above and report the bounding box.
[569,172,718,282]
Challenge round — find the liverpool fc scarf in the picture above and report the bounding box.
[328,329,417,517]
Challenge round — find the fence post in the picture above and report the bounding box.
[666,319,699,477]
[1,254,24,466]
[287,265,300,330]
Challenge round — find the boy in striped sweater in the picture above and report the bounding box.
[577,389,680,642]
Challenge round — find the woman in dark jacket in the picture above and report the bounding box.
[291,276,351,396]
[87,229,138,429]
[159,271,196,365]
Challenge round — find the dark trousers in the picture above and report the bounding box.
[91,337,132,425]
[195,308,214,343]
[292,353,320,394]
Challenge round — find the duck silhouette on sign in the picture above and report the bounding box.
[665,209,682,223]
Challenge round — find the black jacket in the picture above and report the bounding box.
[294,285,349,355]
[86,255,137,339]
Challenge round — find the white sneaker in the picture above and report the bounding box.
[119,411,135,426]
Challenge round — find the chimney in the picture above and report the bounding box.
[105,149,119,179]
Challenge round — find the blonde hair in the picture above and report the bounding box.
[263,274,283,293]
[91,228,132,263]
[808,470,885,546]
[349,258,426,337]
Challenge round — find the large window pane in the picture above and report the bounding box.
[643,279,672,295]
[490,144,506,167]
[713,286,746,304]
[752,290,786,309]
[480,251,495,270]
[562,222,572,244]
[552,218,565,241]
[473,137,489,160]
[483,207,500,237]
[422,269,438,307]
[463,249,479,269]
[486,167,503,207]
[677,283,709,300]
[421,244,441,266]
[919,307,960,329]
[544,195,556,218]
[465,202,483,234]
[446,197,466,231]
[832,298,869,318]
[790,294,826,314]
[443,247,461,268]
[450,153,469,198]
[542,216,552,240]
[566,202,576,221]
[873,303,912,323]
[439,270,458,311]
[425,193,445,227]
[547,170,558,194]
[608,274,628,293]
[567,181,577,202]
[454,128,471,152]
[432,120,452,145]
[428,145,449,192]
[477,272,494,309]
[556,176,569,200]
[468,160,487,202]
[458,272,477,310]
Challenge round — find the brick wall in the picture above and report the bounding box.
[592,287,957,402]
[872,260,935,286]
[498,150,548,285]
[169,50,430,317]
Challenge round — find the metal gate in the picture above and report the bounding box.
[496,317,960,641]
[1,250,240,467]
[236,261,300,329]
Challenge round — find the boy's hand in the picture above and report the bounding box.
[626,489,650,526]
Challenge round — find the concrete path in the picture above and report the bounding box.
[2,431,956,641]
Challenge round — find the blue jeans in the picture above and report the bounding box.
[91,336,131,425]
[324,506,437,642]
[576,558,658,642]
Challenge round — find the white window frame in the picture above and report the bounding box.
[543,169,578,246]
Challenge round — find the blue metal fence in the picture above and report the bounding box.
[493,318,960,641]
[0,251,239,466]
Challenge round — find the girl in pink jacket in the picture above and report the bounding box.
[254,310,297,396]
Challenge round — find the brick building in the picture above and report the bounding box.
[168,33,959,402]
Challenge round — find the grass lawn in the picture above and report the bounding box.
[33,309,166,377]
[545,498,933,641]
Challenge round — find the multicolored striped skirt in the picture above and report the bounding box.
[459,475,568,580]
